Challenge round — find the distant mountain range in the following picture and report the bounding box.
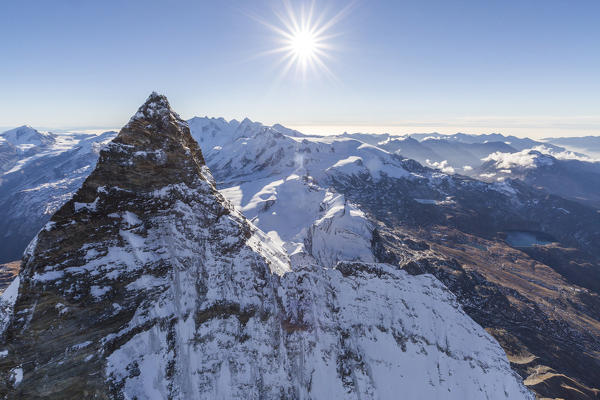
[543,135,600,158]
[477,148,600,208]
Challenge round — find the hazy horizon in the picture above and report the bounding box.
[2,112,598,140]
[2,1,599,138]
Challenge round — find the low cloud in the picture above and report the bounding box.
[483,150,543,169]
[482,145,598,170]
[426,159,455,174]
[536,146,599,162]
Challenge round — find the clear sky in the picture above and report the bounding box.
[1,0,599,137]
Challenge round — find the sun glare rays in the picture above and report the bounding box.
[253,0,353,81]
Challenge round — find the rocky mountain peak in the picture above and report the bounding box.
[128,92,176,127]
[79,92,206,195]
[122,92,203,164]
[0,94,291,398]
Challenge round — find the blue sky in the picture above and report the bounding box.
[1,0,599,137]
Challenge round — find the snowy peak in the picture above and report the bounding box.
[0,125,55,149]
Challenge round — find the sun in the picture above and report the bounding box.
[284,26,323,73]
[255,1,352,79]
[290,29,317,60]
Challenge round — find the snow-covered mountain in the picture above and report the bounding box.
[476,147,600,209]
[0,94,533,399]
[332,131,573,175]
[0,125,55,150]
[0,126,54,174]
[1,110,599,399]
[408,131,563,151]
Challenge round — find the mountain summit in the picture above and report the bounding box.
[94,91,206,192]
[0,125,55,148]
[0,94,532,399]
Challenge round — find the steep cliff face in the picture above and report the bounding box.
[0,94,531,399]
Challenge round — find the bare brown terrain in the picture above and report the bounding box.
[376,224,600,400]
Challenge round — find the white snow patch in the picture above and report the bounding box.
[1,277,21,341]
[33,270,65,282]
[491,181,518,196]
[55,303,69,315]
[414,197,456,206]
[74,197,99,212]
[1,276,19,305]
[123,211,142,227]
[72,341,92,350]
[126,275,167,291]
[10,367,23,385]
[90,285,111,300]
